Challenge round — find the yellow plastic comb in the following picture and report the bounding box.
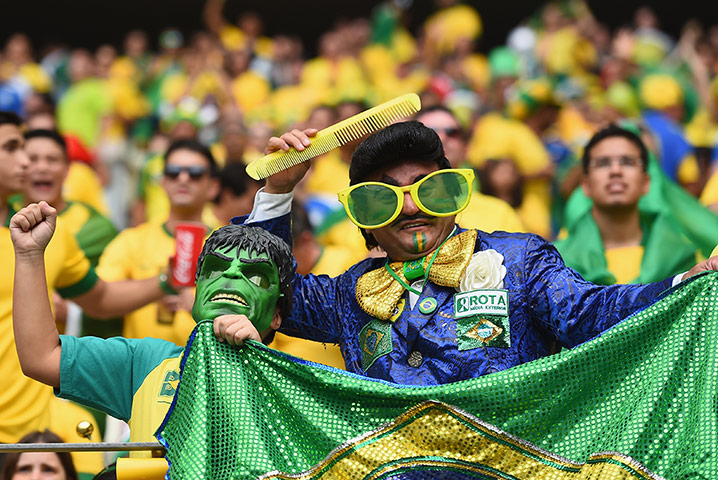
[246,93,421,180]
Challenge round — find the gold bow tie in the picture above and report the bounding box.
[355,230,477,321]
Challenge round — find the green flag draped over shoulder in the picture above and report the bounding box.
[556,152,718,284]
[560,152,718,258]
[555,207,697,285]
[158,273,718,480]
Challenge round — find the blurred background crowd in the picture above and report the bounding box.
[2,0,718,230]
[2,0,718,478]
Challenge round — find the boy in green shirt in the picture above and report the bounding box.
[11,203,293,452]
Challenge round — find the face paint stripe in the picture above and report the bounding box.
[412,232,426,253]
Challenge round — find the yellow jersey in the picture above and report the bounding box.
[457,193,525,234]
[0,213,97,443]
[96,222,204,345]
[605,246,645,285]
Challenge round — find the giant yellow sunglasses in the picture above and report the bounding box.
[337,168,474,229]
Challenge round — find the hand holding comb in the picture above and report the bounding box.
[245,93,421,180]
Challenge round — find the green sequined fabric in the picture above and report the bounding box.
[158,272,718,479]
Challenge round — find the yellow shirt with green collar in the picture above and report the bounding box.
[0,208,98,443]
[57,200,121,339]
[96,222,202,345]
[58,201,118,267]
[64,162,110,217]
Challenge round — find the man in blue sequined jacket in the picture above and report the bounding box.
[232,121,718,386]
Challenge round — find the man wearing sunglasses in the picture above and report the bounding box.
[97,139,219,346]
[233,120,718,386]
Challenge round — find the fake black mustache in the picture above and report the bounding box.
[390,213,434,227]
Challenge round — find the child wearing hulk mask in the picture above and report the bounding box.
[10,202,294,455]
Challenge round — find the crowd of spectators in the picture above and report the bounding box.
[2,0,718,477]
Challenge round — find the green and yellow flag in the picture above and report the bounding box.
[159,273,718,479]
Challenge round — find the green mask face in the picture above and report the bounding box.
[192,245,281,332]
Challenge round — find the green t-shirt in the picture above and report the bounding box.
[57,335,182,422]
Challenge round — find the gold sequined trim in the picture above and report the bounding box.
[355,230,478,320]
[258,400,665,480]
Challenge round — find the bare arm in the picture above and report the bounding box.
[11,202,62,388]
[71,276,165,319]
[203,0,227,35]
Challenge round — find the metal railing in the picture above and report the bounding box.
[0,442,166,457]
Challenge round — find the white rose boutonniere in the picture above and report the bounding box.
[458,249,506,291]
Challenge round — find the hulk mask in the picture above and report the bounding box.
[190,225,294,335]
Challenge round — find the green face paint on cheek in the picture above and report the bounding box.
[412,232,427,253]
[192,246,280,332]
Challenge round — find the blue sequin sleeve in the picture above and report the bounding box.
[279,271,353,344]
[233,211,354,344]
[524,234,672,347]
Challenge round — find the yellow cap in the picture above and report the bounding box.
[639,74,683,110]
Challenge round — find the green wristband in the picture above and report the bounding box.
[159,273,178,295]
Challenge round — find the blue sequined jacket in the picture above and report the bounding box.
[234,214,672,386]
